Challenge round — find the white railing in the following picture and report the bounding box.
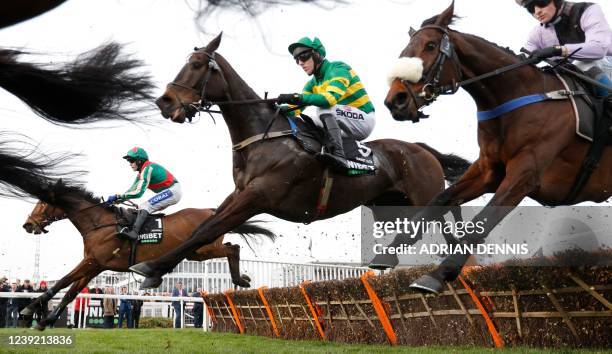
[0,292,207,330]
[123,259,370,294]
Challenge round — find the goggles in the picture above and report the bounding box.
[525,0,552,13]
[294,50,314,64]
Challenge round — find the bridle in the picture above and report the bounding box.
[26,202,67,233]
[168,50,231,119]
[400,25,463,121]
[168,49,278,120]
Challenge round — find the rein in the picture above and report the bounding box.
[171,48,302,151]
[169,50,279,119]
[404,25,610,121]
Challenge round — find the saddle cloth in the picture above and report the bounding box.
[288,115,376,176]
[114,208,164,244]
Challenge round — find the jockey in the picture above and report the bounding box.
[277,36,376,170]
[106,147,181,242]
[517,0,612,97]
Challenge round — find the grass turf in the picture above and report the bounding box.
[0,328,608,353]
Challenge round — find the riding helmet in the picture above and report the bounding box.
[123,147,149,161]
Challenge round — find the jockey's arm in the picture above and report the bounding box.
[120,165,152,200]
[565,4,612,60]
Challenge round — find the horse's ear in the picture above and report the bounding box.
[205,32,223,53]
[409,27,417,37]
[435,0,455,27]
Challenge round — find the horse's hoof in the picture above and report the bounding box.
[368,254,399,270]
[139,276,162,290]
[234,277,251,288]
[20,307,33,316]
[240,274,251,283]
[35,323,46,331]
[409,274,443,295]
[130,262,154,277]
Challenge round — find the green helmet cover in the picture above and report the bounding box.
[288,37,326,58]
[123,147,149,161]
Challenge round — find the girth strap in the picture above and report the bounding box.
[477,90,587,121]
[232,130,294,151]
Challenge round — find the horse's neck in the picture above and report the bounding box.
[217,58,289,146]
[453,32,546,109]
[67,201,113,238]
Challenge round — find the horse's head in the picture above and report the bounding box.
[385,1,461,122]
[156,33,229,123]
[23,201,67,234]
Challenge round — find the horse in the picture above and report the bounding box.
[20,180,275,330]
[127,33,471,288]
[383,1,612,294]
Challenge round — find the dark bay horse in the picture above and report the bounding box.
[129,33,471,288]
[20,181,274,330]
[384,1,612,293]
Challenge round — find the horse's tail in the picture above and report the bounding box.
[416,142,471,184]
[0,42,155,125]
[0,137,83,201]
[229,221,277,244]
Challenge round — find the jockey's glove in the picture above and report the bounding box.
[106,194,120,204]
[277,93,303,105]
[530,46,564,61]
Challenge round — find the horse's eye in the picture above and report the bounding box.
[191,61,204,69]
[426,42,437,51]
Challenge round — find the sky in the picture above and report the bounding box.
[0,0,610,282]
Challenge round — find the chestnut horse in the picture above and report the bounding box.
[20,181,274,330]
[384,1,612,293]
[129,33,471,288]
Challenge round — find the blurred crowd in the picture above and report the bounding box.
[1,277,205,329]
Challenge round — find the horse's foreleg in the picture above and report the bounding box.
[35,261,102,330]
[413,155,538,294]
[23,258,97,317]
[131,191,260,288]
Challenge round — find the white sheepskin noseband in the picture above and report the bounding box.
[387,57,423,86]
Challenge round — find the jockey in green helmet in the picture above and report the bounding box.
[277,36,376,171]
[106,147,181,242]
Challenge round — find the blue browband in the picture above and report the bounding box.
[477,90,576,121]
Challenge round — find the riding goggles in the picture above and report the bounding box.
[294,50,313,64]
[525,0,552,13]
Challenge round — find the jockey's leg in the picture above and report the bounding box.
[318,112,349,170]
[119,183,182,241]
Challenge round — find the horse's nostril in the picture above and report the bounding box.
[395,92,408,107]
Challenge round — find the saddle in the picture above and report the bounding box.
[287,115,376,176]
[553,66,612,144]
[547,64,612,203]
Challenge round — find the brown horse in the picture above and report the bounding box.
[383,1,612,294]
[20,181,274,330]
[129,33,471,288]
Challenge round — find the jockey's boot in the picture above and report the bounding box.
[118,209,149,242]
[317,114,350,171]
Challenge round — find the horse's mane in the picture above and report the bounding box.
[0,137,84,200]
[49,180,113,213]
[420,15,519,59]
